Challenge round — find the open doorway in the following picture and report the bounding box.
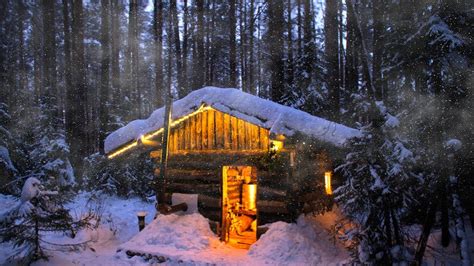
[221,166,258,249]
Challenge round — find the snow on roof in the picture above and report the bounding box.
[104,87,360,155]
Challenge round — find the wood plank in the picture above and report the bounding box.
[186,119,192,150]
[249,124,256,150]
[202,111,208,149]
[178,124,184,150]
[230,116,238,150]
[196,113,202,150]
[190,115,196,149]
[208,109,215,149]
[223,113,230,149]
[238,119,245,150]
[168,183,220,194]
[173,130,178,152]
[198,194,221,208]
[260,127,269,150]
[215,111,224,149]
[245,122,251,150]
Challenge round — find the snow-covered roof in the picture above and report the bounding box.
[104,87,360,155]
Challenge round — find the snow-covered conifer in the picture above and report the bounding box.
[335,101,418,264]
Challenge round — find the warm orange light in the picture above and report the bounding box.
[108,105,213,159]
[270,140,283,152]
[140,135,160,147]
[242,183,257,211]
[324,171,332,195]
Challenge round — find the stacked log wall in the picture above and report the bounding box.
[154,152,294,224]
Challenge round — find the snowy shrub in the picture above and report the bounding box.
[82,152,155,199]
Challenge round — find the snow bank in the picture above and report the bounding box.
[105,87,360,154]
[122,213,215,251]
[249,215,348,265]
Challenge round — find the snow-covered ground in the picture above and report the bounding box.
[1,192,470,265]
[0,192,350,265]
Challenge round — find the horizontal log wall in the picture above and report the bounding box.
[156,152,294,224]
[168,109,269,153]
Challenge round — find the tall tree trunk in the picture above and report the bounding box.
[110,0,121,112]
[127,0,140,117]
[99,0,110,153]
[297,0,302,57]
[372,0,384,100]
[325,0,340,120]
[63,0,73,146]
[338,0,345,91]
[193,0,205,89]
[256,5,262,96]
[229,0,237,87]
[239,0,247,91]
[248,0,255,94]
[268,1,285,103]
[69,0,87,170]
[42,0,59,126]
[153,0,164,107]
[302,0,313,88]
[16,0,27,99]
[32,4,43,105]
[286,0,294,90]
[171,0,184,97]
[182,0,189,94]
[345,0,358,95]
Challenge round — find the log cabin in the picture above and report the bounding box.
[104,87,359,249]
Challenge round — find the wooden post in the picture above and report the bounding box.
[157,95,172,206]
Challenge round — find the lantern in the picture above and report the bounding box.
[324,171,332,195]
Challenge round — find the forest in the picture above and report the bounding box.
[0,0,473,265]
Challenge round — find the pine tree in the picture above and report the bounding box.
[0,177,95,262]
[0,103,18,192]
[335,101,417,264]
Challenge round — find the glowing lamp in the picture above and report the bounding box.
[269,140,283,152]
[324,171,332,195]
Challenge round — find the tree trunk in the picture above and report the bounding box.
[345,0,358,95]
[297,0,302,57]
[127,0,140,118]
[229,0,237,87]
[302,0,313,89]
[286,0,294,90]
[372,0,384,100]
[69,0,88,170]
[42,0,59,126]
[325,0,340,120]
[193,0,205,90]
[182,0,189,94]
[171,0,184,97]
[110,0,121,111]
[248,0,255,94]
[16,0,27,99]
[239,0,247,91]
[267,1,285,103]
[32,4,43,105]
[153,0,164,107]
[62,0,72,139]
[338,0,345,91]
[99,0,110,153]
